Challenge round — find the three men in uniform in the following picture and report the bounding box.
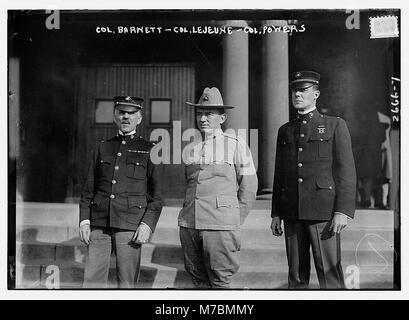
[79,71,356,290]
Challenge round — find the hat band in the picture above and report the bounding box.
[290,78,319,85]
[115,102,142,108]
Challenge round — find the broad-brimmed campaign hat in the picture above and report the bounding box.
[290,71,321,89]
[186,87,235,109]
[113,96,144,110]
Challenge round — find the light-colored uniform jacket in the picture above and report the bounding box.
[178,130,258,230]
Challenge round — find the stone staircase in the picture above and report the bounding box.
[15,202,395,289]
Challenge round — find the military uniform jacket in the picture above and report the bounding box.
[79,134,163,232]
[271,109,356,221]
[178,130,258,230]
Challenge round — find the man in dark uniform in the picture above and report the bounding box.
[79,96,163,288]
[270,71,356,289]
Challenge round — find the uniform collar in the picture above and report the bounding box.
[203,128,223,141]
[118,129,136,136]
[296,107,320,121]
[116,130,137,140]
[297,106,317,115]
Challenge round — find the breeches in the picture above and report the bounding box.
[179,227,241,289]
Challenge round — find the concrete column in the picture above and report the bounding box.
[222,20,249,135]
[260,20,289,192]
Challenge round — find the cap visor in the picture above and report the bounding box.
[290,82,316,89]
[115,103,142,110]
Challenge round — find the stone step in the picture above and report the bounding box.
[16,239,395,270]
[16,221,394,247]
[16,202,80,226]
[145,244,396,270]
[142,264,393,290]
[16,261,393,290]
[17,202,394,229]
[151,228,394,248]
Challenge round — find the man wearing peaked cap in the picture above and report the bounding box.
[79,95,163,288]
[271,71,356,289]
[114,95,144,109]
[290,70,320,88]
[179,87,258,288]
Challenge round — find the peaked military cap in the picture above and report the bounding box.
[290,71,320,89]
[186,87,235,109]
[113,96,144,110]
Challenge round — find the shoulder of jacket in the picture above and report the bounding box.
[279,121,293,131]
[92,139,106,154]
[324,116,349,134]
[321,113,343,121]
[138,136,156,149]
[95,139,106,148]
[105,135,119,142]
[222,132,239,141]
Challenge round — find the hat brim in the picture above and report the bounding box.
[185,102,235,109]
[115,102,143,110]
[290,82,317,90]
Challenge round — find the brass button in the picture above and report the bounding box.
[329,186,333,190]
[300,134,305,138]
[298,163,303,168]
[112,180,117,184]
[298,147,303,152]
[115,166,119,170]
[117,152,122,157]
[298,178,303,183]
[302,120,307,124]
[110,194,115,199]
[122,140,126,144]
[320,138,324,142]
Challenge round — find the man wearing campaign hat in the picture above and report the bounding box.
[79,95,163,288]
[270,71,356,289]
[178,87,258,288]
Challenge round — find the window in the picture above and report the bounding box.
[95,100,114,123]
[150,99,171,124]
